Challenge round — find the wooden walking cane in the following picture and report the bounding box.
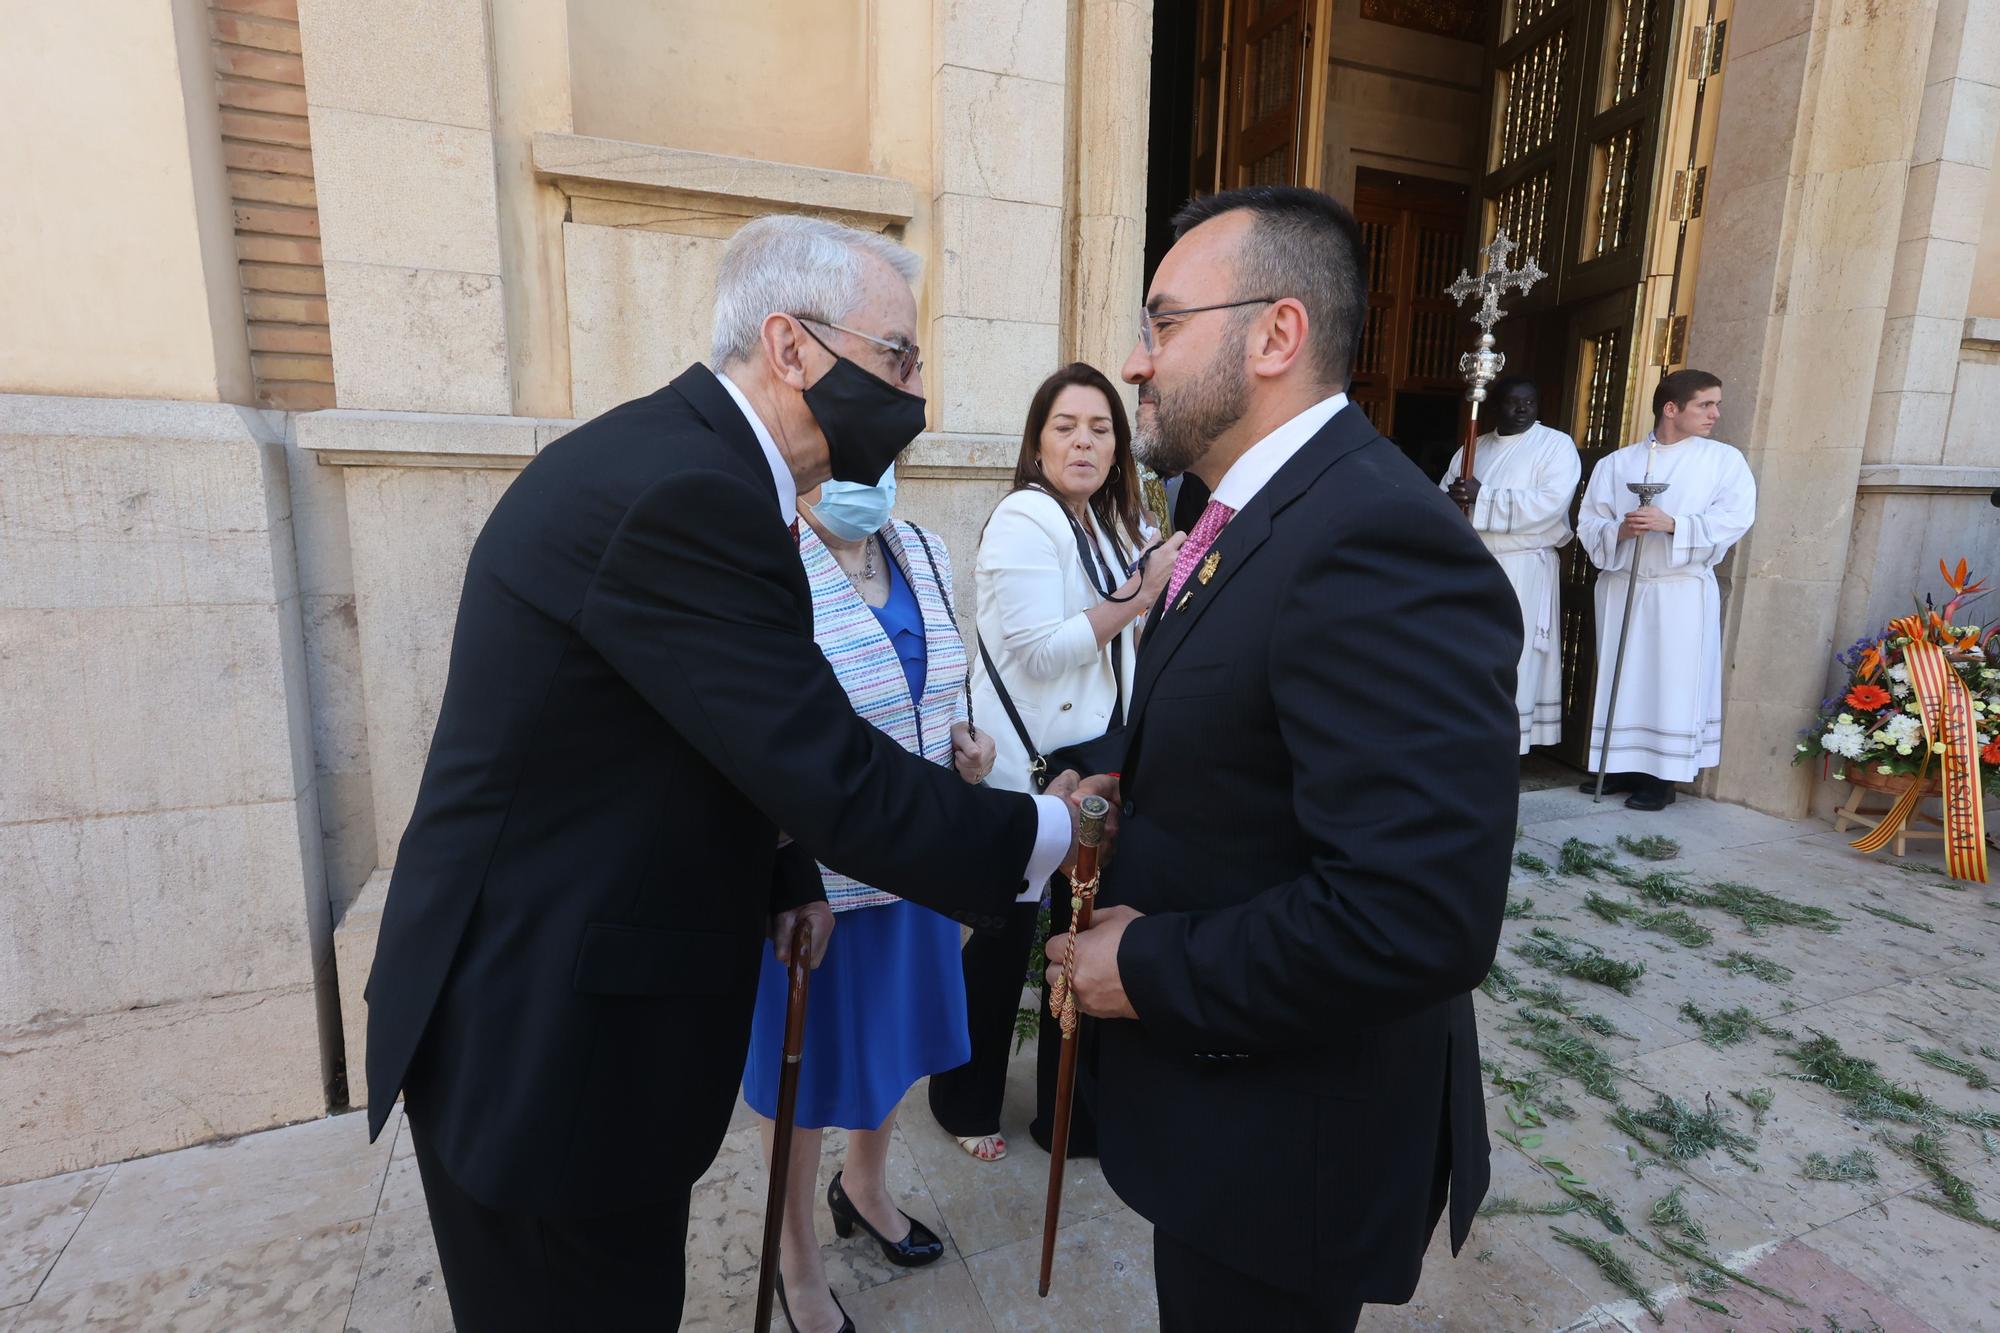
[754,918,815,1333]
[1038,793,1112,1298]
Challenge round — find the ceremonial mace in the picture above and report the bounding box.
[1593,448,1670,803]
[753,918,815,1333]
[1445,232,1544,515]
[1038,792,1112,1298]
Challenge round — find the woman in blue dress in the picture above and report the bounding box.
[742,466,992,1333]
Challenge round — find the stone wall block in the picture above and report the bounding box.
[1943,350,2000,466]
[1690,176,1790,326]
[1727,0,1815,59]
[929,316,1060,437]
[1707,33,1811,193]
[934,195,1063,325]
[1867,388,1954,466]
[1787,163,1906,316]
[933,67,1065,208]
[563,224,726,422]
[1727,446,1864,585]
[936,0,1067,84]
[310,108,502,275]
[1878,314,1970,396]
[323,262,510,414]
[1914,76,2000,168]
[1804,7,1936,175]
[297,0,494,130]
[1891,236,1979,319]
[0,985,325,1187]
[1900,159,1988,244]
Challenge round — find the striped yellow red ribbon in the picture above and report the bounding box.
[1850,615,1988,881]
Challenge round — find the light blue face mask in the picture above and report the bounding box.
[809,466,896,542]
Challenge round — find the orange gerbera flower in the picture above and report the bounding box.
[1845,684,1894,711]
[1983,737,2000,766]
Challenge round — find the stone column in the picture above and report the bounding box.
[491,0,576,418]
[1065,0,1155,405]
[298,0,511,414]
[1684,0,1942,817]
[928,0,1068,437]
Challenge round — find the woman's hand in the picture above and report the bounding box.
[951,720,995,784]
[1117,530,1187,614]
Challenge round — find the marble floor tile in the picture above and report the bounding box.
[376,1110,424,1216]
[342,1204,451,1333]
[839,1259,997,1331]
[1652,1235,1942,1332]
[1799,1194,2000,1333]
[36,1111,392,1297]
[1362,1217,1602,1331]
[8,1217,368,1332]
[892,1069,1126,1263]
[963,1205,1155,1332]
[0,1164,113,1309]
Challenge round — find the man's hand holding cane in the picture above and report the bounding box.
[1044,768,1139,1019]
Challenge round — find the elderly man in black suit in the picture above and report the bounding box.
[362,214,1084,1330]
[1047,186,1521,1331]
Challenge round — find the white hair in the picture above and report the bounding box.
[710,214,921,367]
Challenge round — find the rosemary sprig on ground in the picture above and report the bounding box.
[1480,960,1520,1000]
[1679,1002,1784,1048]
[1849,901,1935,933]
[1801,1148,1879,1183]
[1515,850,1554,876]
[1714,949,1794,984]
[1731,1086,1774,1129]
[1640,908,1715,948]
[1618,834,1681,861]
[1559,838,1625,880]
[1649,1185,1707,1244]
[1648,1232,1800,1306]
[1479,1193,1584,1217]
[1551,1229,1660,1321]
[1584,890,1640,925]
[1782,1030,1939,1126]
[1700,880,1844,934]
[1626,1093,1758,1168]
[1512,1029,1623,1100]
[1882,1131,2000,1232]
[1514,927,1647,994]
[1912,1047,1993,1090]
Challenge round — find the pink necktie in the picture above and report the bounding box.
[1165,499,1236,606]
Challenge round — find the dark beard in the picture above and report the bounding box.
[1133,346,1249,476]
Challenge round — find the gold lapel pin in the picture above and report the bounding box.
[1197,551,1221,585]
[1174,590,1194,612]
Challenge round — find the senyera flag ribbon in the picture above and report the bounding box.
[1850,614,1989,882]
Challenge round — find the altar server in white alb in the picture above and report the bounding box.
[1443,377,1581,753]
[1576,369,1756,811]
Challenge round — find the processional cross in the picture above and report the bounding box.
[1444,231,1544,514]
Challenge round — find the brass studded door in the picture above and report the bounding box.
[1477,0,1675,765]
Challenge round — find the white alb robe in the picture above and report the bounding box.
[1577,436,1756,781]
[1441,423,1581,753]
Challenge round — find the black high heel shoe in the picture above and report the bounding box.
[775,1274,855,1333]
[827,1171,944,1267]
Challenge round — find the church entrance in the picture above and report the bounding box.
[1143,0,1729,769]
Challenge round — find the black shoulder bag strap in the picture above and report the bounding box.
[1037,487,1134,731]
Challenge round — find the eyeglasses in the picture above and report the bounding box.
[796,316,923,385]
[1137,297,1279,354]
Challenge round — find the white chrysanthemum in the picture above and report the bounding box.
[1822,719,1868,759]
[1884,714,1921,749]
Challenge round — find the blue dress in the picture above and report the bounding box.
[741,550,972,1130]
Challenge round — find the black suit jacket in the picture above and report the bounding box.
[364,365,1037,1215]
[1058,404,1519,1309]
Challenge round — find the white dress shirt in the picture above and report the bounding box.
[1208,391,1350,512]
[712,366,1072,890]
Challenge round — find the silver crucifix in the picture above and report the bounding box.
[1445,231,1545,410]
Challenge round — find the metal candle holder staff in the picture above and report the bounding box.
[1445,232,1545,515]
[1038,792,1112,1298]
[753,918,816,1333]
[1593,467,1672,803]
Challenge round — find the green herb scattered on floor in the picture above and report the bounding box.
[1783,1030,1939,1125]
[1489,1066,1578,1121]
[1551,1228,1661,1322]
[1618,834,1682,862]
[1513,1029,1623,1100]
[1801,1148,1879,1183]
[1982,1045,2000,1062]
[1480,960,1521,1000]
[1584,890,1641,925]
[1913,1047,1993,1090]
[1626,1093,1758,1168]
[1649,1185,1707,1244]
[1515,850,1554,876]
[1479,1193,1584,1217]
[1475,1248,1495,1263]
[1947,975,2000,994]
[1504,892,1536,919]
[1576,1011,1632,1040]
[1890,858,1950,880]
[1731,1086,1775,1129]
[1715,949,1795,983]
[1882,1132,2000,1233]
[1640,907,1715,948]
[1650,1232,1801,1306]
[1702,880,1844,934]
[1514,927,1647,994]
[1849,900,1935,933]
[1679,1002,1780,1048]
[1559,838,1626,881]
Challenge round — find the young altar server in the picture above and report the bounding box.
[1443,377,1581,753]
[1576,369,1756,810]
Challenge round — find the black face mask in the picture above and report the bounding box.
[803,354,928,484]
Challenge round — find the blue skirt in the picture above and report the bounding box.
[741,900,970,1130]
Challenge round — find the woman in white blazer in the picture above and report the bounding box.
[928,362,1183,1164]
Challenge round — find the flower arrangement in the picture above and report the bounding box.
[1795,559,2000,781]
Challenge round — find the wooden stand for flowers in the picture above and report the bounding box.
[1830,766,1945,857]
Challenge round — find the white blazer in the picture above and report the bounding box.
[970,488,1141,795]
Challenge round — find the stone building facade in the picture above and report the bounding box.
[3,0,1997,1182]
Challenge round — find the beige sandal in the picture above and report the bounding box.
[955,1133,1007,1162]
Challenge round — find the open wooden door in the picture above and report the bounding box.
[1186,0,1330,194]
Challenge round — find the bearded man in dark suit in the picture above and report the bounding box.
[363,214,1083,1330]
[1048,186,1520,1332]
